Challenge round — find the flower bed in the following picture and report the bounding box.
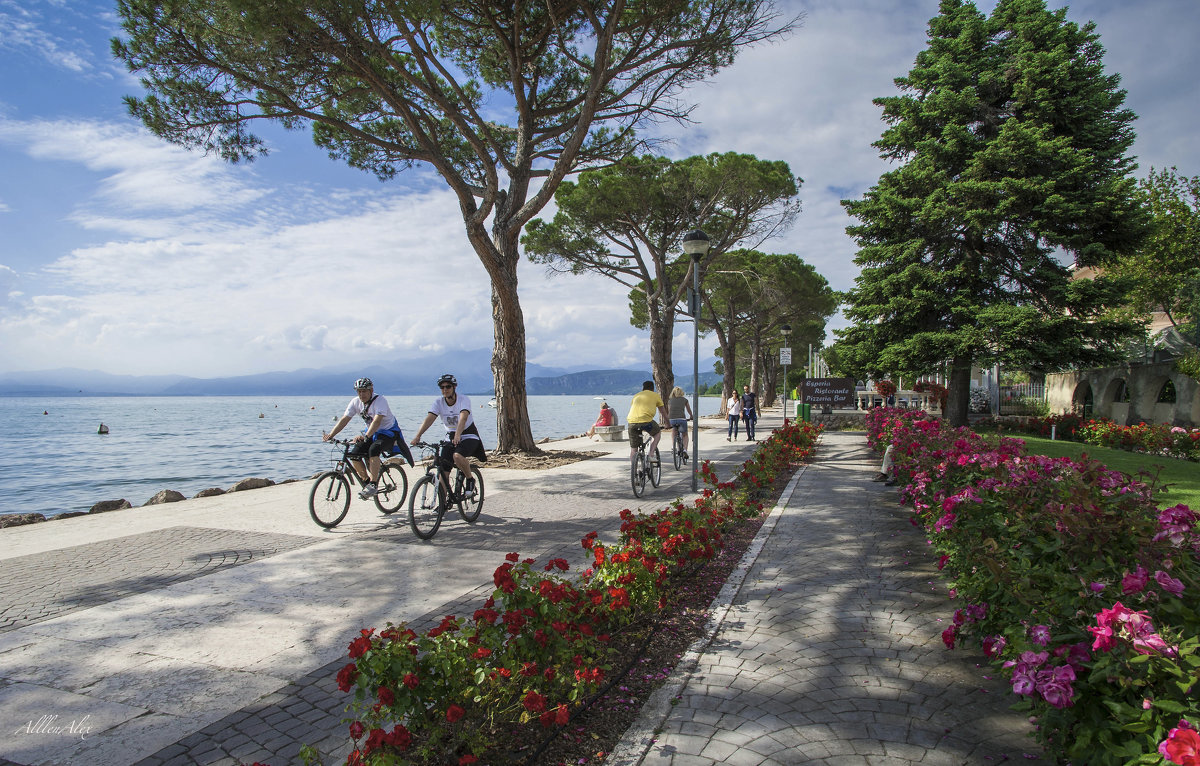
[300,420,822,766]
[977,414,1200,462]
[867,408,1200,765]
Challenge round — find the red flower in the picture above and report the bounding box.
[348,720,365,739]
[523,690,547,713]
[459,756,480,765]
[1160,722,1200,765]
[555,703,569,725]
[505,551,520,562]
[336,663,358,692]
[402,672,419,690]
[347,635,372,659]
[377,686,395,707]
[387,724,412,750]
[446,704,466,723]
[473,647,493,659]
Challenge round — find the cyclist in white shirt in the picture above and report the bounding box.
[411,374,488,491]
[323,377,412,498]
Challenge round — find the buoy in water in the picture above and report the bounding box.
[258,413,265,418]
[98,423,109,434]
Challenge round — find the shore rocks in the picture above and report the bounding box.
[230,478,274,492]
[89,499,132,514]
[193,488,226,498]
[144,489,186,506]
[0,513,47,528]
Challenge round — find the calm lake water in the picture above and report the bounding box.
[0,394,722,518]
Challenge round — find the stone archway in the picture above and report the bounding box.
[1101,378,1130,424]
[1072,381,1094,419]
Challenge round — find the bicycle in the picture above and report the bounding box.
[308,439,409,529]
[408,441,485,540]
[629,425,662,497]
[670,423,689,471]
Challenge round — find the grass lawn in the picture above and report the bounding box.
[1012,434,1200,512]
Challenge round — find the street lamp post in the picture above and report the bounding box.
[781,324,791,426]
[682,230,711,493]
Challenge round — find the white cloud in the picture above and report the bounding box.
[0,1,92,73]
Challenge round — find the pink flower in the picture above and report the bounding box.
[1029,625,1052,646]
[1121,565,1149,594]
[982,635,1006,658]
[1155,570,1185,597]
[1035,665,1076,709]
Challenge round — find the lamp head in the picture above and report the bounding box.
[681,230,711,259]
[781,324,792,336]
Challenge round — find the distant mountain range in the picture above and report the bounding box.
[0,350,722,397]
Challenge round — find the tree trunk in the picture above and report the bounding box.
[489,266,540,453]
[760,346,777,408]
[648,301,676,398]
[473,211,539,454]
[945,357,974,428]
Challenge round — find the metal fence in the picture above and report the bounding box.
[998,383,1047,416]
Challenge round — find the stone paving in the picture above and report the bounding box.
[609,431,1050,766]
[0,528,321,633]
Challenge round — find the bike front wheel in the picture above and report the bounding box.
[631,451,646,497]
[373,462,408,515]
[456,466,485,523]
[649,448,662,487]
[408,475,444,540]
[309,471,351,528]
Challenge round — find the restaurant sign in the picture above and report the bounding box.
[798,378,856,408]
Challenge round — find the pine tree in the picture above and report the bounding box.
[837,0,1146,425]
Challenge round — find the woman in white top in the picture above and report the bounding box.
[726,391,742,441]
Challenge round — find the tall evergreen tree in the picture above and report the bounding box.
[837,0,1145,425]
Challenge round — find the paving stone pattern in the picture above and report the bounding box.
[635,432,1051,766]
[130,580,498,766]
[0,528,321,634]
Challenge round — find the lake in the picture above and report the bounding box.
[0,394,722,518]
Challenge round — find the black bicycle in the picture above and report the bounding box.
[630,426,662,497]
[408,441,485,540]
[308,439,408,529]
[671,423,689,470]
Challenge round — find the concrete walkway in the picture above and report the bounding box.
[609,431,1049,766]
[0,413,1048,765]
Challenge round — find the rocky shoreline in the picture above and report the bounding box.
[0,476,291,529]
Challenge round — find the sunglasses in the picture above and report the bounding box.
[440,384,455,389]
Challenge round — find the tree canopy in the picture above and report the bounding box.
[1107,167,1200,343]
[699,250,837,406]
[835,0,1146,426]
[523,152,801,395]
[113,0,797,451]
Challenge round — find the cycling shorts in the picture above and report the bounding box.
[627,421,661,449]
[348,433,396,460]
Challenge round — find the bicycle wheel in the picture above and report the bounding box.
[408,475,444,540]
[373,463,408,515]
[672,432,683,470]
[649,448,662,487]
[309,471,351,529]
[631,450,646,497]
[456,466,485,523]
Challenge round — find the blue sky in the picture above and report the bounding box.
[1,0,1197,378]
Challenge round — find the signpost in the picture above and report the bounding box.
[780,346,791,424]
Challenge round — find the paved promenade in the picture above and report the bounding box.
[610,431,1048,766]
[0,410,1047,765]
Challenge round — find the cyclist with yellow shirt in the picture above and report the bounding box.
[626,380,668,465]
